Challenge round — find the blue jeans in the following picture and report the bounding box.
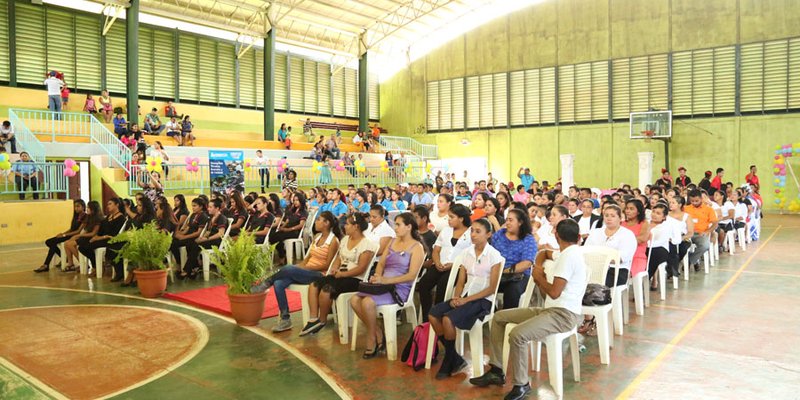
[269,266,323,319]
[48,95,62,119]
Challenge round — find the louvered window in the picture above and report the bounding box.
[217,42,235,105]
[540,68,557,123]
[740,40,795,113]
[15,3,46,85]
[426,78,464,131]
[574,63,592,121]
[612,54,668,118]
[509,71,525,126]
[74,14,101,91]
[438,80,451,130]
[45,8,75,89]
[197,38,218,103]
[345,68,358,118]
[427,81,439,131]
[672,47,735,116]
[0,0,9,82]
[105,23,127,94]
[238,48,256,107]
[451,77,464,129]
[465,76,479,129]
[288,55,303,112]
[137,27,154,97]
[369,73,379,120]
[178,34,198,101]
[318,63,331,115]
[332,68,345,116]
[789,38,800,110]
[303,59,318,113]
[558,65,575,122]
[153,29,175,99]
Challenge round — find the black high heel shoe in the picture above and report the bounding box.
[377,333,386,354]
[362,344,380,359]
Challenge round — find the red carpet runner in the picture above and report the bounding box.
[164,285,303,319]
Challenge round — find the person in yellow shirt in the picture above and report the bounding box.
[684,189,718,270]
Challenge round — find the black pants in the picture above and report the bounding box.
[15,176,38,200]
[1,136,16,153]
[78,239,110,268]
[646,247,671,277]
[268,230,301,259]
[107,241,125,278]
[183,239,221,274]
[605,269,629,287]
[416,266,451,322]
[170,237,196,267]
[498,277,529,309]
[668,241,691,276]
[259,168,270,191]
[43,235,71,266]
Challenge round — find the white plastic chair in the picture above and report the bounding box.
[455,199,472,208]
[726,224,747,253]
[200,217,233,281]
[287,242,339,327]
[580,246,620,365]
[350,258,424,360]
[80,219,128,277]
[284,209,318,264]
[334,255,377,344]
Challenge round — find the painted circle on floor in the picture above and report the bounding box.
[0,305,208,400]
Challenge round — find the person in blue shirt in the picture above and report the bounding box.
[454,183,472,201]
[349,189,371,214]
[277,123,288,143]
[411,183,434,209]
[12,152,40,200]
[517,167,535,191]
[326,189,348,218]
[382,189,407,212]
[491,208,537,309]
[112,113,127,138]
[308,188,323,209]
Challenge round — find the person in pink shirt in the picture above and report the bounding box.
[621,199,650,278]
[512,184,530,204]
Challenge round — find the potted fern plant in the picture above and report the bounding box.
[110,222,172,298]
[211,232,277,326]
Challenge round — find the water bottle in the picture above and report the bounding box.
[577,333,587,354]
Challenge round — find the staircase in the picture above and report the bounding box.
[379,135,438,160]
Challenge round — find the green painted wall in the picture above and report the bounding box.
[380,0,800,210]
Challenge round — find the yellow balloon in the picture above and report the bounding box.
[776,158,785,164]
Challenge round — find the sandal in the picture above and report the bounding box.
[62,265,77,273]
[33,265,50,273]
[577,317,596,335]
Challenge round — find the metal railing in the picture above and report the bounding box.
[0,162,69,198]
[10,109,132,173]
[380,135,438,159]
[7,110,46,163]
[128,164,428,195]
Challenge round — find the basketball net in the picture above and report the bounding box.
[642,130,654,143]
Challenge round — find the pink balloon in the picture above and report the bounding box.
[184,156,192,164]
[192,157,200,164]
[64,159,75,168]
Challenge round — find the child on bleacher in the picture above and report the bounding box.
[61,86,70,110]
[181,116,195,146]
[83,94,98,114]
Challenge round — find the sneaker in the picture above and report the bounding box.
[250,280,273,294]
[469,366,505,387]
[299,319,326,336]
[504,384,532,400]
[271,318,292,333]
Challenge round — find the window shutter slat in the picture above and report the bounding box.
[629,56,649,112]
[438,79,451,130]
[318,63,331,115]
[558,65,575,123]
[648,54,669,110]
[509,71,525,126]
[493,73,507,127]
[197,38,218,103]
[289,56,303,112]
[479,75,493,128]
[0,0,9,82]
[524,69,540,124]
[153,29,175,99]
[789,38,800,109]
[15,3,46,85]
[692,49,714,115]
[45,9,75,89]
[740,43,764,112]
[713,46,736,114]
[591,61,609,121]
[763,40,788,111]
[137,27,154,97]
[238,50,256,107]
[332,68,345,116]
[274,53,287,110]
[345,68,358,118]
[178,34,198,101]
[215,42,235,105]
[611,59,630,119]
[74,14,101,92]
[540,68,556,123]
[671,51,692,115]
[466,76,479,129]
[369,73,379,120]
[451,78,464,130]
[303,59,318,113]
[427,81,439,131]
[574,63,592,121]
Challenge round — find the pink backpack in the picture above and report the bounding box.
[400,322,438,371]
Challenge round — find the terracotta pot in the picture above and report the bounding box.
[133,269,168,298]
[228,292,267,326]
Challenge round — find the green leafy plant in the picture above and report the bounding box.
[110,222,173,271]
[211,231,277,295]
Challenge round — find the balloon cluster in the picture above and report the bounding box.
[312,160,323,174]
[184,156,200,172]
[277,159,289,173]
[146,156,163,173]
[380,160,390,172]
[335,160,345,171]
[772,143,800,210]
[63,159,80,177]
[355,159,366,173]
[0,154,10,171]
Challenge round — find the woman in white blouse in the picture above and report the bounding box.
[364,204,395,256]
[647,203,673,288]
[429,193,453,233]
[417,204,473,322]
[584,204,637,287]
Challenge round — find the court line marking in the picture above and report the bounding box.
[649,304,700,313]
[0,285,353,400]
[615,225,781,400]
[0,304,209,400]
[0,356,68,400]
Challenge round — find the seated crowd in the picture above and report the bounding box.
[33,164,763,399]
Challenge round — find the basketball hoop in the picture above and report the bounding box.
[642,130,654,143]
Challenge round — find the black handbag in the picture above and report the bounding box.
[582,283,612,306]
[358,282,404,305]
[499,270,524,284]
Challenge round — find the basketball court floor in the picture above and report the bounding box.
[0,215,798,399]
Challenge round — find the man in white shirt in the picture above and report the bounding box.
[0,121,16,153]
[471,219,587,400]
[43,71,65,117]
[165,117,182,145]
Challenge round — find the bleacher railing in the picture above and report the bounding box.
[380,135,438,160]
[128,164,427,195]
[7,110,46,163]
[10,109,132,173]
[0,162,69,197]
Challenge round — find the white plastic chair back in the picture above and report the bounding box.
[387,210,402,228]
[455,199,472,208]
[218,217,234,251]
[582,245,620,286]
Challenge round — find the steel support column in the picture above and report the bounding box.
[263,28,275,141]
[358,51,369,133]
[8,0,16,86]
[126,0,139,124]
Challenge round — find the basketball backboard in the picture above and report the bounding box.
[630,111,672,140]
